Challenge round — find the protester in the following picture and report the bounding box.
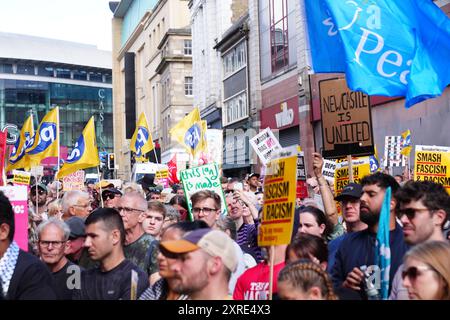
[328,183,367,272]
[390,180,449,299]
[190,190,222,227]
[169,195,188,221]
[298,206,334,241]
[233,244,287,300]
[142,201,166,240]
[47,199,63,219]
[102,188,122,209]
[160,228,237,300]
[61,190,92,220]
[278,260,338,300]
[286,234,329,270]
[331,173,409,299]
[73,208,148,300]
[402,241,450,300]
[225,191,261,262]
[37,218,79,299]
[162,205,181,232]
[247,173,260,194]
[28,183,49,254]
[65,216,95,269]
[118,191,155,277]
[149,190,162,201]
[0,191,56,299]
[139,221,209,300]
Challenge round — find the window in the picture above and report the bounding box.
[0,63,13,73]
[184,77,193,96]
[104,74,112,83]
[184,40,192,55]
[222,41,246,78]
[73,70,87,81]
[223,91,248,126]
[16,64,35,75]
[89,72,103,82]
[56,68,71,79]
[269,0,289,72]
[37,66,54,77]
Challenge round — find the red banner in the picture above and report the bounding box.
[0,131,7,186]
[168,154,179,184]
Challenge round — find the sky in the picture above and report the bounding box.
[0,0,114,51]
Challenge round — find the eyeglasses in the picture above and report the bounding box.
[396,207,432,220]
[192,207,217,215]
[117,206,145,213]
[401,265,435,281]
[39,240,66,249]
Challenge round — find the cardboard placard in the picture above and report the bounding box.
[334,157,371,195]
[319,78,374,158]
[259,146,297,246]
[414,145,450,194]
[62,170,85,191]
[180,163,228,218]
[249,128,283,166]
[12,170,31,186]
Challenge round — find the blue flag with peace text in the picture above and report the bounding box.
[305,0,450,108]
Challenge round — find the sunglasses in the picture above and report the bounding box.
[401,265,434,281]
[396,207,432,220]
[102,193,119,201]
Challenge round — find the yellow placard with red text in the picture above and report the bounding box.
[414,145,450,194]
[259,146,297,246]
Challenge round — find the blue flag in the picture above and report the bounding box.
[375,186,391,300]
[305,0,450,108]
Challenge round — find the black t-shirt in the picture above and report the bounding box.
[73,259,149,300]
[52,261,82,300]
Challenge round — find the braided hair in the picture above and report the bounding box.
[278,259,338,300]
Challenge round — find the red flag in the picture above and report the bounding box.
[0,131,8,186]
[168,154,179,184]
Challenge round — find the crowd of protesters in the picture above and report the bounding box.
[1,152,450,300]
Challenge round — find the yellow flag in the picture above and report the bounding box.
[130,112,154,157]
[56,117,100,179]
[400,129,412,156]
[169,107,207,157]
[26,107,59,167]
[7,115,34,172]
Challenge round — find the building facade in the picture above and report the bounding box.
[0,32,113,174]
[111,0,193,180]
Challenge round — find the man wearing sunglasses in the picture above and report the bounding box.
[331,173,409,299]
[101,188,122,209]
[389,181,449,300]
[118,191,155,279]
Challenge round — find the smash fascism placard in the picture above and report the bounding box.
[414,145,450,194]
[259,146,297,246]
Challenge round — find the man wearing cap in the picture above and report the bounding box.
[28,183,49,254]
[102,188,122,209]
[327,183,367,273]
[37,218,81,299]
[160,228,238,300]
[247,173,260,194]
[65,217,97,269]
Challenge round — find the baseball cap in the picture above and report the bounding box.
[66,217,86,239]
[96,180,115,189]
[160,228,238,273]
[334,183,363,201]
[248,173,260,179]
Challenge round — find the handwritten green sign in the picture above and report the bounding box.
[180,163,228,220]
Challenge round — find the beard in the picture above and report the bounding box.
[359,208,380,227]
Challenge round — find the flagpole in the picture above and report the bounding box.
[97,166,104,208]
[56,107,60,199]
[152,149,159,164]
